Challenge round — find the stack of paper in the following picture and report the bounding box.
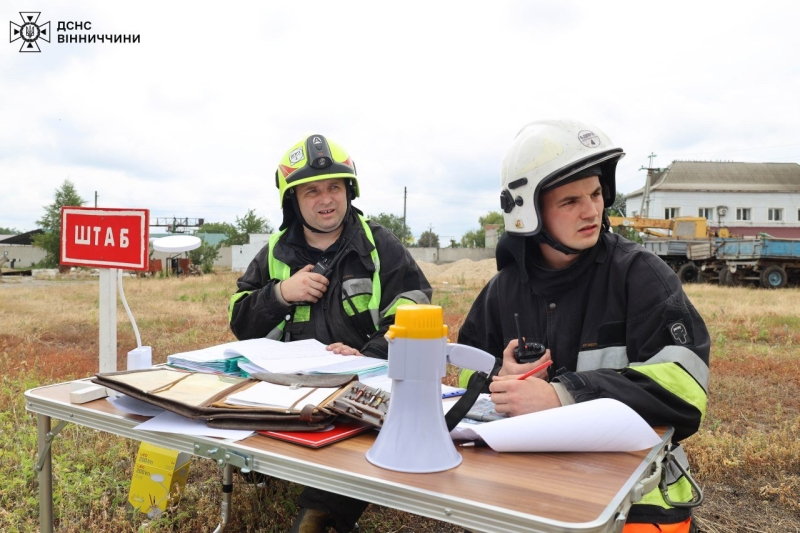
[229,338,388,377]
[168,338,388,378]
[166,341,249,376]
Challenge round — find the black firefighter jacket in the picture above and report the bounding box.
[457,231,710,443]
[229,212,432,359]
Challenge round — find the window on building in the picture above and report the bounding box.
[736,208,751,221]
[698,207,713,220]
[768,208,783,221]
[665,207,680,219]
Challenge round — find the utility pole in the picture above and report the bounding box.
[402,187,407,246]
[94,191,98,208]
[638,152,658,218]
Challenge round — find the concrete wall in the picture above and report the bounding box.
[0,245,47,268]
[408,247,494,264]
[214,246,232,268]
[231,243,268,272]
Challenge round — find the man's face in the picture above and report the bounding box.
[539,175,604,252]
[294,178,348,232]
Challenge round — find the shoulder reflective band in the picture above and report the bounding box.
[357,215,381,329]
[228,290,252,323]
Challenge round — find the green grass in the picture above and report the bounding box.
[1,277,799,531]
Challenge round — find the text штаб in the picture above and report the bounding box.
[74,226,130,248]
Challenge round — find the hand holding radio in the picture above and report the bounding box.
[513,313,546,364]
[279,264,330,304]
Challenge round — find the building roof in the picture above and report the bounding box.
[626,161,800,197]
[0,229,44,245]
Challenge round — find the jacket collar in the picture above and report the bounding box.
[496,231,608,294]
[276,211,376,271]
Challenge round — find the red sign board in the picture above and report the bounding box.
[61,207,150,271]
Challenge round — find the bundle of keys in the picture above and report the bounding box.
[328,382,390,428]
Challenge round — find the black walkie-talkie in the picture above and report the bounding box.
[513,313,546,364]
[292,231,359,305]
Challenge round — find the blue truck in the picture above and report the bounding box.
[714,237,800,288]
[641,236,800,288]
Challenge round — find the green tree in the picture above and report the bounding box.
[609,192,626,217]
[460,229,483,248]
[460,211,505,248]
[32,179,86,267]
[222,209,273,246]
[187,240,221,274]
[197,222,235,234]
[607,193,642,243]
[369,212,412,244]
[478,211,504,228]
[0,226,20,234]
[448,238,460,248]
[417,230,439,248]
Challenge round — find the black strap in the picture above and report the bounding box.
[444,360,502,432]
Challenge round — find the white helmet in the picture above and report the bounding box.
[499,120,625,239]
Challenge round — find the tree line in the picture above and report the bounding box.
[25,180,632,270]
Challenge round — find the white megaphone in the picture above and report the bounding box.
[366,304,496,473]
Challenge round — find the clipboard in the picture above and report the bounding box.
[92,368,358,431]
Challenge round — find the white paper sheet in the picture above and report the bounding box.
[168,340,248,362]
[134,411,254,441]
[450,398,661,452]
[107,394,166,417]
[224,382,338,409]
[226,338,330,360]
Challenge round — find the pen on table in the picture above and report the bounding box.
[459,440,489,448]
[517,359,553,381]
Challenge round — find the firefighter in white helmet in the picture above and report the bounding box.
[458,120,709,532]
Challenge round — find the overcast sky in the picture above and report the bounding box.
[2,1,799,242]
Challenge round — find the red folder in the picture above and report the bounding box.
[258,419,373,448]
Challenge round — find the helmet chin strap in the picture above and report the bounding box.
[290,194,350,234]
[531,230,582,255]
[532,212,612,255]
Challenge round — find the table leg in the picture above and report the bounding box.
[37,414,54,533]
[212,463,234,533]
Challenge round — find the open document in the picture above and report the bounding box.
[169,337,387,376]
[450,398,661,452]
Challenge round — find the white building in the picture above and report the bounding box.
[625,161,800,238]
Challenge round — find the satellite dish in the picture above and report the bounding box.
[152,235,201,253]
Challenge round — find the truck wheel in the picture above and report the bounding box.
[760,265,787,289]
[718,269,731,286]
[677,263,699,283]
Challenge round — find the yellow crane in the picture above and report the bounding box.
[607,216,730,239]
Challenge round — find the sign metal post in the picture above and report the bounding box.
[60,207,149,372]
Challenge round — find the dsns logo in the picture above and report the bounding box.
[9,12,50,52]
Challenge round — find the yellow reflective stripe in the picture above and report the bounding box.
[383,297,416,319]
[343,294,371,316]
[635,345,708,392]
[637,476,694,509]
[228,291,252,322]
[294,305,311,323]
[629,363,708,421]
[268,231,290,280]
[458,369,476,388]
[358,215,381,326]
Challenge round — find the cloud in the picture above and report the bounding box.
[2,0,800,238]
